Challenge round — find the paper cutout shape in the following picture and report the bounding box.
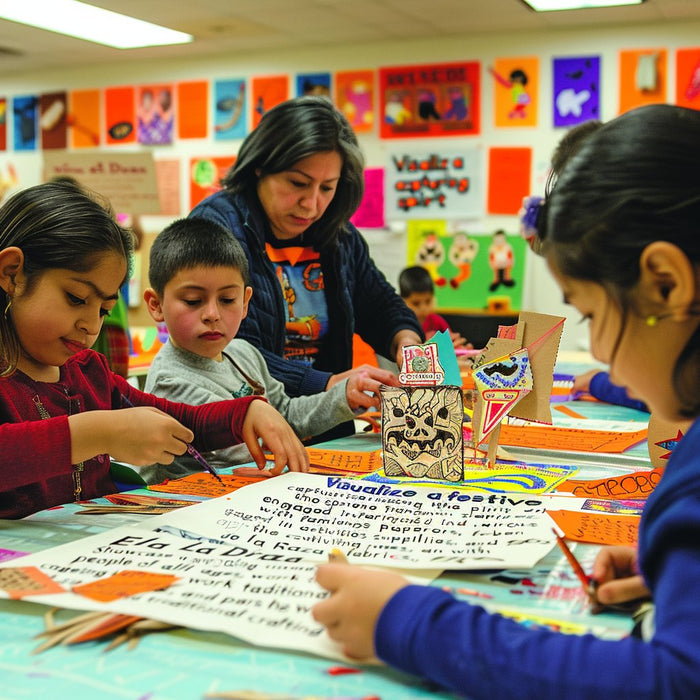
[0,566,65,599]
[381,384,464,482]
[548,510,639,547]
[73,570,179,603]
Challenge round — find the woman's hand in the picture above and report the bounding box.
[592,546,651,605]
[313,564,409,660]
[240,400,309,475]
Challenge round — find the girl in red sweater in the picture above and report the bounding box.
[0,181,308,518]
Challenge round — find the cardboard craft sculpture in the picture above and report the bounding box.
[471,311,565,464]
[382,340,465,482]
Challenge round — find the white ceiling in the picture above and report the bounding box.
[0,0,698,76]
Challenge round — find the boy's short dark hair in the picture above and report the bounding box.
[149,217,250,295]
[398,266,434,298]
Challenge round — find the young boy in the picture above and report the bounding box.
[141,218,395,482]
[398,265,467,348]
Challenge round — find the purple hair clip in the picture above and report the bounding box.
[518,195,544,241]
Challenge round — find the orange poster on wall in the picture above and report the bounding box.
[189,155,236,210]
[251,75,288,129]
[487,147,531,215]
[177,81,208,139]
[68,89,100,148]
[490,56,539,127]
[105,86,136,144]
[619,49,667,115]
[675,47,700,109]
[335,69,375,134]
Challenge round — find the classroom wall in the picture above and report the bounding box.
[0,19,698,348]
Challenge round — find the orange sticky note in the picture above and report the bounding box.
[73,570,178,603]
[548,510,639,547]
[557,467,663,500]
[150,472,263,497]
[0,566,66,599]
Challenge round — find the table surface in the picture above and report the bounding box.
[0,391,650,700]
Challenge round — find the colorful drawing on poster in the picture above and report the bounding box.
[251,75,289,128]
[335,69,374,133]
[68,89,100,147]
[13,95,37,151]
[137,84,174,145]
[386,146,483,219]
[406,223,526,311]
[675,47,700,109]
[214,79,247,140]
[189,156,236,210]
[0,98,6,151]
[177,81,208,139]
[619,49,668,114]
[552,56,600,127]
[296,72,331,98]
[39,92,68,150]
[490,57,539,127]
[379,61,480,139]
[350,167,384,229]
[105,86,136,144]
[488,147,532,215]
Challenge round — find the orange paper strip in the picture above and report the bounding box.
[557,467,663,500]
[0,566,65,599]
[498,424,647,453]
[73,570,179,603]
[548,510,639,547]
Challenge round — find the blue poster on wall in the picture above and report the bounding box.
[552,56,601,127]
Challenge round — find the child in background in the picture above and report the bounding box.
[313,104,700,697]
[0,181,308,519]
[398,265,467,348]
[142,218,397,481]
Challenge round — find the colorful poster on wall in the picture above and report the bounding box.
[406,223,526,312]
[0,98,6,151]
[385,146,483,220]
[189,155,236,210]
[136,84,174,145]
[487,147,532,215]
[13,96,37,151]
[619,49,667,114]
[105,86,136,144]
[177,81,208,139]
[350,167,384,229]
[379,61,480,139]
[335,69,374,133]
[214,79,247,140]
[490,56,539,127]
[68,89,100,148]
[552,56,601,127]
[251,75,289,129]
[39,92,68,150]
[675,47,700,109]
[296,72,331,98]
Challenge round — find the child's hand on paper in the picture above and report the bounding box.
[313,564,409,660]
[592,546,651,605]
[70,406,193,466]
[241,400,309,475]
[343,365,399,412]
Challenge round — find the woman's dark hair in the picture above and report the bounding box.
[546,104,700,416]
[0,180,134,374]
[222,95,365,251]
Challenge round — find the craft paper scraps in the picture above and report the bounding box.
[548,510,639,547]
[557,467,663,500]
[73,570,179,603]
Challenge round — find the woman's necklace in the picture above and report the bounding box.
[32,386,85,502]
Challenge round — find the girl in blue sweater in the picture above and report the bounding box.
[313,104,700,699]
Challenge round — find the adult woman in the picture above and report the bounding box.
[190,96,422,430]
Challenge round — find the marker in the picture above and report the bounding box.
[120,394,223,484]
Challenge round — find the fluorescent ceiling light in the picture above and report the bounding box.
[0,0,193,49]
[522,0,644,10]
